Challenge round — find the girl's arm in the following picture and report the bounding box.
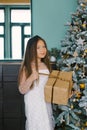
[19,69,38,94]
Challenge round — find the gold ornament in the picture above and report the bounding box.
[81,128,84,130]
[76,99,79,101]
[84,49,87,53]
[82,23,86,28]
[76,92,81,98]
[80,83,85,89]
[71,104,74,109]
[85,122,87,127]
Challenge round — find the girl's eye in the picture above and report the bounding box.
[37,46,46,49]
[37,47,40,49]
[43,46,46,48]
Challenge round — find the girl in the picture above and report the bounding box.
[18,35,55,130]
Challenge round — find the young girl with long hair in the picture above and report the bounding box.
[18,35,55,130]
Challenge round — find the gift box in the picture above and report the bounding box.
[49,70,59,78]
[52,79,70,105]
[44,70,73,105]
[44,77,56,103]
[58,71,73,89]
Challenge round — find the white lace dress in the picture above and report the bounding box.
[24,69,55,130]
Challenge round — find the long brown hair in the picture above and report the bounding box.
[18,35,51,85]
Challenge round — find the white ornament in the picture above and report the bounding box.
[77,37,85,45]
[50,56,56,62]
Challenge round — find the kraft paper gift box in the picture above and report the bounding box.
[44,78,70,105]
[44,77,56,103]
[44,70,59,103]
[52,79,70,105]
[58,71,73,89]
[44,70,73,105]
[49,70,73,88]
[49,70,73,90]
[49,70,59,78]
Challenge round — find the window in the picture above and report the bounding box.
[0,5,31,60]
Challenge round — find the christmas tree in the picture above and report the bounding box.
[54,0,87,129]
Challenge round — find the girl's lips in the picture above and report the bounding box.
[40,52,45,55]
[39,53,46,57]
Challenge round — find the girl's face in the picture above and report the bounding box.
[37,40,47,60]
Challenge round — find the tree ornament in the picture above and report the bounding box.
[80,3,86,8]
[76,99,79,101]
[81,127,84,130]
[50,56,56,62]
[70,104,74,109]
[73,51,78,57]
[73,98,77,102]
[80,83,85,89]
[82,21,87,29]
[84,49,87,53]
[84,122,87,127]
[77,37,85,46]
[79,72,86,78]
[76,91,81,98]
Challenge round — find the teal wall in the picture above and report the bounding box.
[32,0,77,49]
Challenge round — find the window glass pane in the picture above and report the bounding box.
[11,9,31,23]
[0,38,4,59]
[0,9,4,22]
[24,26,31,35]
[12,26,21,59]
[0,26,4,34]
[24,38,30,51]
